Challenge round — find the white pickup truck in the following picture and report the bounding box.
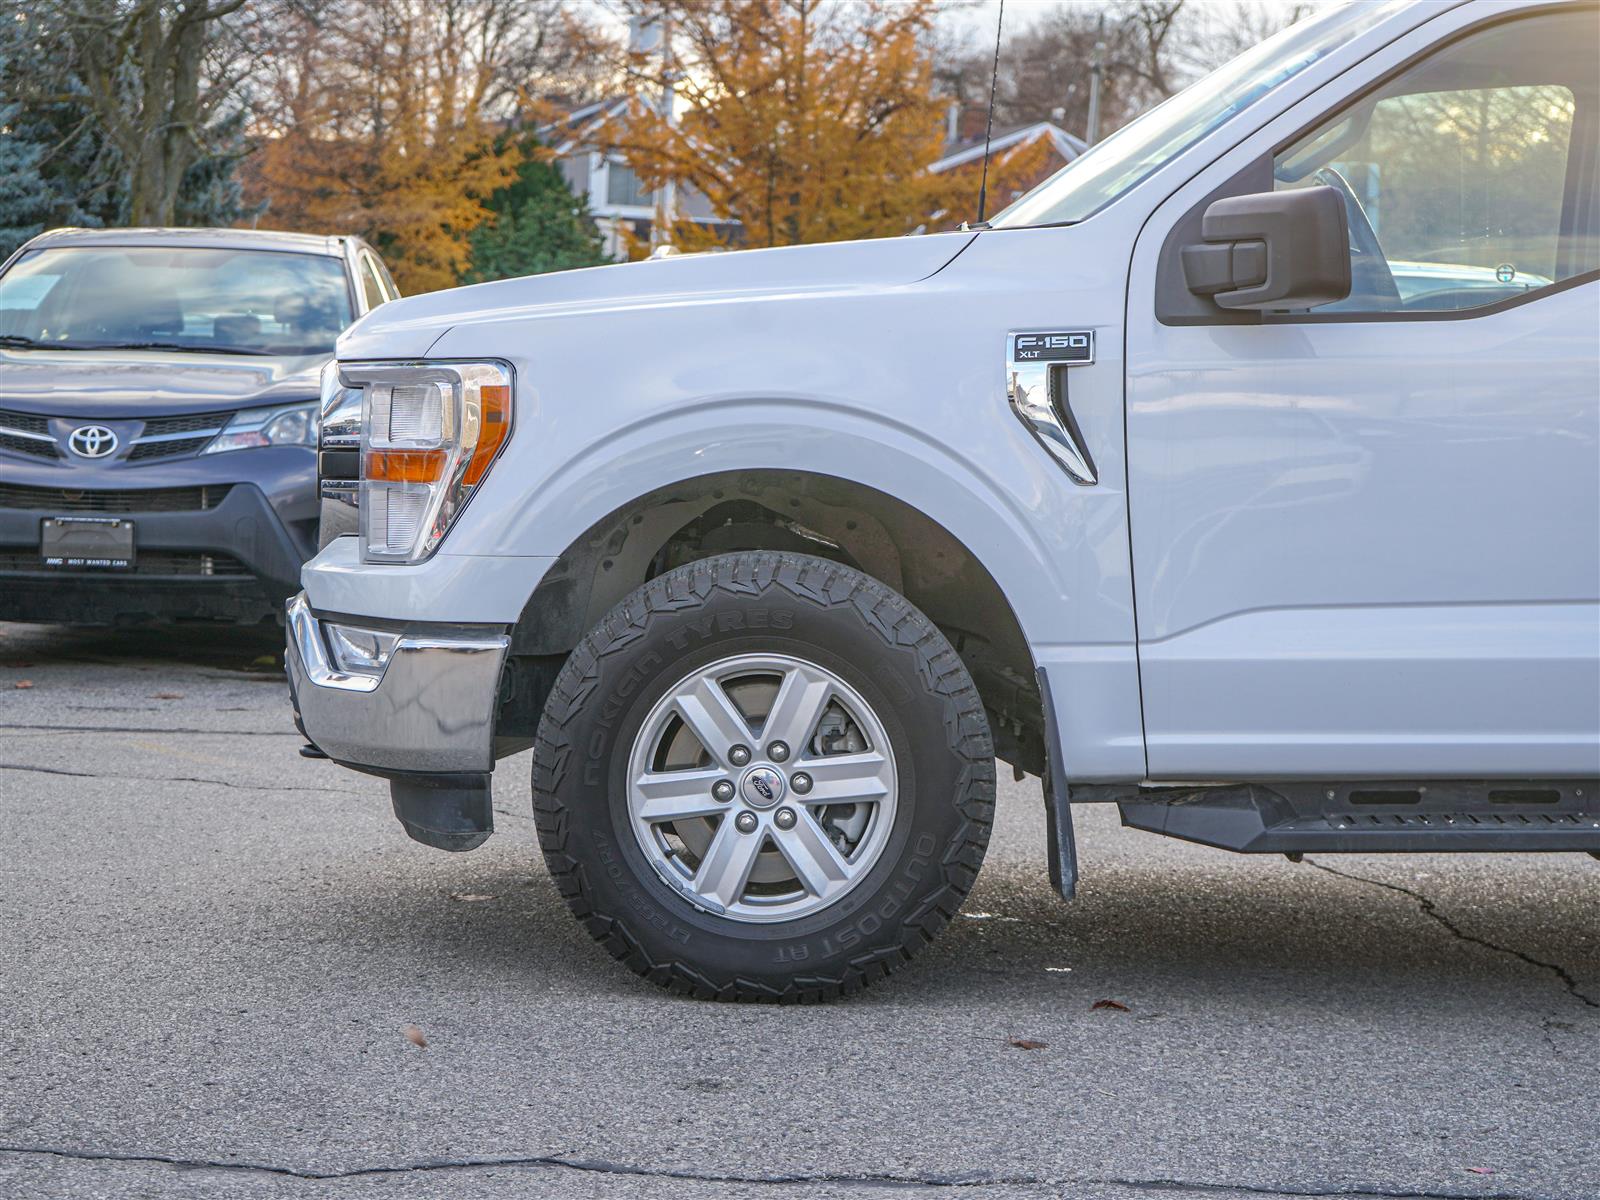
[288,0,1599,1000]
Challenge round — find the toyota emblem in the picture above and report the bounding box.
[68,425,119,458]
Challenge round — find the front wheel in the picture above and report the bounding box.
[532,552,995,1001]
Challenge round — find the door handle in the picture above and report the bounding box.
[1007,331,1098,486]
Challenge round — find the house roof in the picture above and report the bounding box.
[547,100,1086,179]
[541,97,631,157]
[930,121,1087,173]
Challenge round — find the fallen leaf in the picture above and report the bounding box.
[1091,999,1130,1012]
[1007,1037,1048,1051]
[150,692,184,700]
[13,680,34,690]
[251,654,277,667]
[403,1025,427,1048]
[449,892,496,903]
[1465,1168,1496,1176]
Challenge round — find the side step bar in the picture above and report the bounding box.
[1117,780,1599,854]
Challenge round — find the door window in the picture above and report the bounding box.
[1273,8,1598,313]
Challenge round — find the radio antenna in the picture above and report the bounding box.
[974,0,1005,226]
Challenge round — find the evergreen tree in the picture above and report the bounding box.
[0,96,58,256]
[464,147,608,283]
[0,3,257,260]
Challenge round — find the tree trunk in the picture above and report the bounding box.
[72,0,235,227]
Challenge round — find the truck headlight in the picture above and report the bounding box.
[340,360,513,563]
[201,402,319,454]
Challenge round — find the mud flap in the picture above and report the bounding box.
[1037,669,1078,899]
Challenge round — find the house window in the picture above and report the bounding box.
[606,162,652,207]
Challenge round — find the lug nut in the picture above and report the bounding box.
[774,806,796,830]
[767,741,790,763]
[791,772,812,795]
[734,811,759,834]
[729,744,752,767]
[712,779,735,802]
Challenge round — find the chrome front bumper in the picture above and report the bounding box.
[285,592,509,774]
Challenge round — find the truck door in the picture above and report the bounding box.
[1125,5,1600,780]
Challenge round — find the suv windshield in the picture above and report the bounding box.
[990,0,1408,229]
[0,245,354,355]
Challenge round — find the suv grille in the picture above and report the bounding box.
[0,431,57,459]
[143,412,231,437]
[128,437,216,461]
[0,547,251,576]
[0,409,48,436]
[0,409,58,460]
[0,482,232,512]
[128,410,230,462]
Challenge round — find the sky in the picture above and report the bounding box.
[937,0,1338,56]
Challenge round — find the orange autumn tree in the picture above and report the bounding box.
[246,0,572,292]
[601,0,968,252]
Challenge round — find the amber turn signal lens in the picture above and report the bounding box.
[462,383,511,486]
[365,447,448,483]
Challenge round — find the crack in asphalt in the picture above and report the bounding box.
[1306,860,1598,1010]
[0,1144,1552,1199]
[493,804,535,823]
[0,762,365,796]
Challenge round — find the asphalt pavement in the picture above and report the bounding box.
[0,620,1595,1200]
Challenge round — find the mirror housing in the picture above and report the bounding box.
[1182,186,1351,311]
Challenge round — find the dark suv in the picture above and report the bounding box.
[0,227,398,625]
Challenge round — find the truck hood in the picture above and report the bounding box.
[0,349,327,419]
[338,231,977,359]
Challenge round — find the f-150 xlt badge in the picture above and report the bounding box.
[1012,331,1093,364]
[1006,331,1097,487]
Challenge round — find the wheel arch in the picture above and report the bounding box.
[503,467,1049,774]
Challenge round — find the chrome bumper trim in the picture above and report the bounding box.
[286,592,509,773]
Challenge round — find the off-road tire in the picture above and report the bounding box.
[531,551,995,1001]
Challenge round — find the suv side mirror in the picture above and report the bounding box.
[1181,186,1351,311]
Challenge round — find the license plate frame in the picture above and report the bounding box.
[40,516,136,571]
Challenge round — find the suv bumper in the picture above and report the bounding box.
[0,453,317,626]
[285,592,509,774]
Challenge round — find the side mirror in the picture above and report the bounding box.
[1181,185,1351,311]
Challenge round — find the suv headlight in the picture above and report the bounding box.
[201,402,319,454]
[340,360,513,564]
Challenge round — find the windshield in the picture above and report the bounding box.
[990,0,1408,229]
[0,245,354,355]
